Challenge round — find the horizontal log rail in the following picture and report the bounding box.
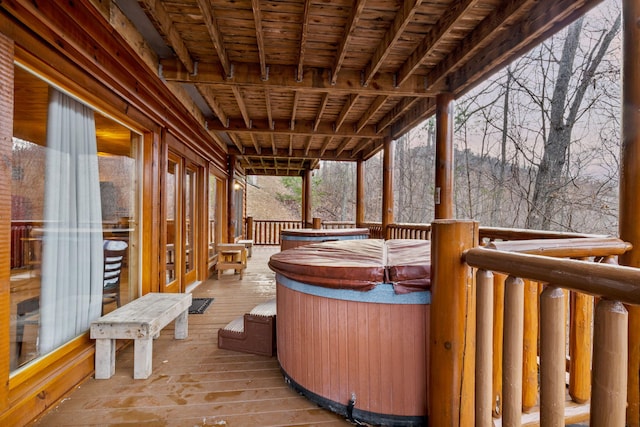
[465,242,636,426]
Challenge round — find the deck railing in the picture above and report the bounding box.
[465,236,635,426]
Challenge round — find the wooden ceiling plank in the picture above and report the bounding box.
[332,0,367,85]
[197,84,229,127]
[209,118,380,138]
[297,0,312,82]
[195,0,232,78]
[161,61,429,97]
[138,0,195,74]
[335,94,360,132]
[357,95,388,132]
[363,0,422,87]
[426,0,538,92]
[251,0,268,80]
[231,85,252,128]
[232,146,362,161]
[397,0,482,87]
[314,92,330,131]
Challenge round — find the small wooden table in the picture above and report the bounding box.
[215,243,247,279]
[90,292,192,379]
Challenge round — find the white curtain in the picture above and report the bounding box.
[39,88,104,355]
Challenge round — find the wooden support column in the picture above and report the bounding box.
[246,216,254,241]
[382,136,394,239]
[356,159,365,227]
[620,1,640,423]
[430,220,478,426]
[227,155,236,242]
[302,169,312,228]
[435,93,454,219]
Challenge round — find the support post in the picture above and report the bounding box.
[312,217,322,229]
[435,93,454,219]
[476,269,494,427]
[302,169,312,228]
[430,220,478,426]
[356,159,365,227]
[227,155,236,242]
[621,1,640,423]
[246,216,254,241]
[540,286,566,427]
[382,136,394,239]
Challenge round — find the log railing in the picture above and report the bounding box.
[250,219,303,245]
[464,237,635,426]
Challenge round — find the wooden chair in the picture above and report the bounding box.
[214,243,247,279]
[102,239,128,313]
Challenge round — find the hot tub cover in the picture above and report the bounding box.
[268,239,430,293]
[280,227,370,238]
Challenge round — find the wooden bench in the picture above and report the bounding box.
[90,292,192,379]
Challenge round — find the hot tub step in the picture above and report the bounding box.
[217,298,277,356]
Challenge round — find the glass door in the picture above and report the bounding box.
[183,165,197,285]
[165,155,180,293]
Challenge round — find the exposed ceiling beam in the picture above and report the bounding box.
[335,94,360,132]
[138,0,195,74]
[270,134,277,155]
[160,60,430,97]
[195,0,232,78]
[426,0,538,92]
[335,137,353,157]
[228,133,244,153]
[297,0,312,82]
[232,146,361,161]
[197,84,229,127]
[231,86,251,128]
[357,95,388,132]
[377,97,419,134]
[446,0,589,98]
[351,138,374,158]
[303,136,313,157]
[314,92,330,131]
[332,0,367,85]
[250,0,268,80]
[363,0,422,86]
[396,0,481,87]
[208,119,382,138]
[390,97,436,139]
[319,136,333,157]
[250,133,261,154]
[290,91,299,130]
[265,89,274,129]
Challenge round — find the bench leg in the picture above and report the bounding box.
[175,309,189,339]
[95,339,115,379]
[134,338,153,379]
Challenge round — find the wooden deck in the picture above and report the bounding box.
[30,246,351,426]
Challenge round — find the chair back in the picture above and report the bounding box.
[103,240,128,310]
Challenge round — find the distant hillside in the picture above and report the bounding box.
[246,176,299,220]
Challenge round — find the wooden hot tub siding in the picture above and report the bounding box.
[276,277,429,425]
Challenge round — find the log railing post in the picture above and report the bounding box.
[246,216,254,241]
[569,290,593,403]
[523,279,539,412]
[540,286,566,426]
[476,269,494,427]
[492,273,506,417]
[591,300,628,427]
[429,220,478,426]
[312,217,322,229]
[503,275,524,427]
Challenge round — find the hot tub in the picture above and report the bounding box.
[269,239,431,426]
[280,227,369,251]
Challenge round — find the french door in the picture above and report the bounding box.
[165,152,201,292]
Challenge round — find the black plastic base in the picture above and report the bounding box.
[280,365,427,426]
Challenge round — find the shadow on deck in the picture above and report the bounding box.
[30,246,351,426]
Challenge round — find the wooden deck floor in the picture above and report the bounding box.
[30,246,351,426]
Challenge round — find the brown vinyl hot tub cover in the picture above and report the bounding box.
[268,239,431,293]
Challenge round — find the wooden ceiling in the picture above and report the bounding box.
[117,0,602,176]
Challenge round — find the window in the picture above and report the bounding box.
[10,65,140,372]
